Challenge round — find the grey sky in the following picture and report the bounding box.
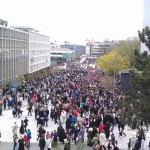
[0,0,143,44]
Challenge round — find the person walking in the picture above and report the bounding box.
[46,137,52,150]
[17,105,21,118]
[12,106,17,117]
[54,110,58,124]
[27,129,31,147]
[39,136,46,150]
[27,105,32,116]
[12,122,18,136]
[0,128,1,142]
[37,125,43,141]
[18,135,25,150]
[99,130,106,146]
[24,117,28,133]
[13,134,18,150]
[3,98,6,109]
[24,134,29,150]
[19,120,25,134]
[0,104,2,116]
[61,110,66,124]
[64,140,71,150]
[79,126,85,143]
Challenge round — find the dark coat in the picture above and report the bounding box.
[66,118,71,129]
[58,127,66,142]
[39,137,46,148]
[53,133,58,142]
[18,139,24,150]
[64,142,70,150]
[20,125,24,134]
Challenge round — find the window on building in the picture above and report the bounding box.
[0,27,2,37]
[0,39,2,48]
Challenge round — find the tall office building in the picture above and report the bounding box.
[141,0,150,53]
[0,19,50,88]
[61,42,86,55]
[0,19,29,88]
[86,40,117,58]
[14,27,50,73]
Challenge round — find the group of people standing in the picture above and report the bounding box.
[0,59,149,150]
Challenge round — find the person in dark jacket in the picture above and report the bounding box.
[64,141,70,150]
[53,130,58,143]
[66,116,71,130]
[24,117,28,133]
[54,110,58,124]
[3,98,6,109]
[57,125,66,143]
[104,122,110,140]
[18,136,25,150]
[39,136,46,150]
[37,126,43,141]
[19,120,24,134]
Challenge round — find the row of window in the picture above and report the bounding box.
[30,50,50,56]
[30,62,49,73]
[30,34,50,43]
[30,56,50,64]
[0,27,50,44]
[0,39,29,49]
[0,57,28,83]
[0,27,29,40]
[0,49,29,57]
[30,42,50,49]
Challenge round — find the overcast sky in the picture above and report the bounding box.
[0,0,143,44]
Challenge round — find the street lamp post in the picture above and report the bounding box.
[112,68,115,101]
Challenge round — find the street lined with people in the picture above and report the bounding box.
[0,60,150,150]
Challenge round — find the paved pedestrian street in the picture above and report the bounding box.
[0,103,150,150]
[0,63,150,150]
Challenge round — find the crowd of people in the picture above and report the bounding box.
[0,59,149,150]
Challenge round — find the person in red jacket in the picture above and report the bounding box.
[24,134,29,150]
[73,109,78,118]
[98,122,104,133]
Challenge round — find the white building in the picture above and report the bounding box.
[13,27,50,73]
[0,19,50,88]
[86,40,116,58]
[50,47,74,65]
[0,19,29,87]
[141,0,150,53]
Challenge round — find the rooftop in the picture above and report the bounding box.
[0,19,8,26]
[12,26,49,38]
[50,47,73,53]
[12,26,39,33]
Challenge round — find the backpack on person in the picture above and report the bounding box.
[12,108,16,113]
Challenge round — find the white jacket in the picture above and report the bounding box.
[99,133,106,146]
[131,137,136,149]
[46,139,52,148]
[12,124,18,135]
[61,111,66,118]
[141,139,145,150]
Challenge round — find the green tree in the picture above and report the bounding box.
[96,51,128,74]
[138,26,150,49]
[118,27,150,128]
[115,37,140,68]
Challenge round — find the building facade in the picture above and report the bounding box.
[0,20,50,88]
[14,27,51,73]
[29,32,50,73]
[86,40,116,58]
[0,19,29,88]
[50,48,75,65]
[61,43,86,55]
